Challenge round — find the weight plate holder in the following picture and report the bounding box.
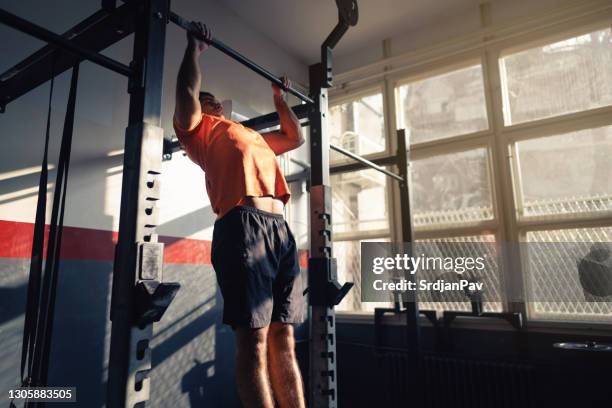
[135,241,180,327]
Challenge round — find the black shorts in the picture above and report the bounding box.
[211,205,305,329]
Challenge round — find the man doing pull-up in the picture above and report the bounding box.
[173,22,306,408]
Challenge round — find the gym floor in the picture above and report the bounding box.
[1,1,611,407]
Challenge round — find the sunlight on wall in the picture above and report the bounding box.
[159,155,213,240]
[102,152,214,239]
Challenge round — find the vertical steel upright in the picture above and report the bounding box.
[107,0,168,406]
[396,129,420,353]
[397,129,422,407]
[307,67,338,407]
[307,3,357,405]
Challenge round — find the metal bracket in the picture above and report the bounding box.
[308,257,353,306]
[134,280,180,327]
[443,310,524,330]
[132,241,180,326]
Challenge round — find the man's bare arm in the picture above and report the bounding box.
[262,77,305,155]
[174,22,210,130]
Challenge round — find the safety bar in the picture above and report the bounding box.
[330,144,404,182]
[169,11,314,105]
[0,8,132,78]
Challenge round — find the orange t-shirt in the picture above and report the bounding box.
[173,113,291,218]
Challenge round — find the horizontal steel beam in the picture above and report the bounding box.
[0,4,136,110]
[0,8,131,77]
[241,104,311,131]
[168,11,314,105]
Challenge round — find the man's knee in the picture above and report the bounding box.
[268,322,295,351]
[236,327,268,359]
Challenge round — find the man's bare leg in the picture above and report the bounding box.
[267,322,306,408]
[235,327,275,408]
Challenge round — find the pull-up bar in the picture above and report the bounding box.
[169,12,314,105]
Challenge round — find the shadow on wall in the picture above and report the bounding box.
[149,264,240,408]
[0,280,27,324]
[49,260,114,406]
[159,205,216,239]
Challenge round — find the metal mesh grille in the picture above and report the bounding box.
[416,235,503,313]
[414,206,494,229]
[522,194,612,218]
[525,227,612,321]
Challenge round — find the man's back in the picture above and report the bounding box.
[174,112,291,218]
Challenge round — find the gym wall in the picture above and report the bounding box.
[0,1,309,407]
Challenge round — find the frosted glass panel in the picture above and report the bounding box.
[500,28,612,125]
[397,65,488,144]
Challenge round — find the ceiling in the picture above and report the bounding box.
[223,0,481,64]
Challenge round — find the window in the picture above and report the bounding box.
[396,64,489,144]
[524,227,612,322]
[500,28,612,125]
[513,125,612,219]
[411,147,494,229]
[331,22,612,324]
[329,91,386,162]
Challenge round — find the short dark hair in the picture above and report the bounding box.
[199,91,215,100]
